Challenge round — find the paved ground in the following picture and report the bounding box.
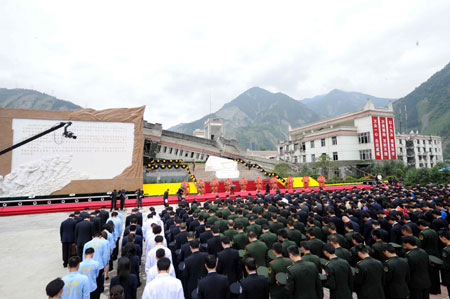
[0,206,449,299]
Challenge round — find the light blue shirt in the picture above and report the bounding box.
[61,272,89,299]
[78,258,100,292]
[107,217,122,241]
[104,229,114,254]
[83,238,109,268]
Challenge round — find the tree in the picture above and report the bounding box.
[313,154,336,177]
[274,163,292,178]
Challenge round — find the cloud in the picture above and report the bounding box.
[0,0,449,128]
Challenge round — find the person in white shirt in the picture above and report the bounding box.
[146,248,176,284]
[145,225,167,256]
[142,257,184,299]
[145,235,172,275]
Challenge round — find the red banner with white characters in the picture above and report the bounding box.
[387,117,397,159]
[379,117,389,159]
[372,116,381,160]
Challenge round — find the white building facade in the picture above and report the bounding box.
[396,132,443,168]
[277,99,443,169]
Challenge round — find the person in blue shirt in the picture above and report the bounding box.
[61,256,90,299]
[78,247,100,298]
[107,212,123,273]
[83,232,110,296]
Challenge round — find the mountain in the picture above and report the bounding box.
[170,87,321,150]
[0,88,81,111]
[301,89,394,118]
[393,62,450,160]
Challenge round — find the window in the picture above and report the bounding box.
[359,149,372,160]
[332,136,337,145]
[399,139,402,145]
[200,154,204,160]
[169,147,173,154]
[321,139,326,147]
[333,152,338,161]
[196,153,200,159]
[180,150,183,156]
[310,141,315,148]
[423,140,425,145]
[185,152,189,157]
[285,145,289,151]
[399,147,403,153]
[434,140,437,145]
[334,169,340,177]
[311,154,316,162]
[163,146,167,153]
[358,132,370,144]
[302,155,306,163]
[157,145,161,153]
[294,143,299,151]
[293,156,298,163]
[301,142,306,151]
[429,140,432,145]
[191,152,195,158]
[435,148,438,153]
[175,149,179,155]
[417,147,420,153]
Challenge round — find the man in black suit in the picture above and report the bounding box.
[195,216,206,237]
[73,211,82,223]
[122,225,143,257]
[99,206,109,227]
[125,208,142,227]
[80,207,90,219]
[200,223,213,244]
[197,254,230,299]
[240,257,269,299]
[163,189,169,205]
[178,232,195,262]
[119,189,126,210]
[74,215,94,258]
[184,240,207,299]
[124,219,143,237]
[175,223,189,249]
[91,211,102,233]
[60,213,77,267]
[217,237,241,284]
[207,225,223,255]
[110,189,118,212]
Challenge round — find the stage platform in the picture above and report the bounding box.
[0,184,370,216]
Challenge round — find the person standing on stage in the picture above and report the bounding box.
[60,213,77,268]
[135,189,143,209]
[119,189,126,210]
[164,189,169,205]
[110,189,118,212]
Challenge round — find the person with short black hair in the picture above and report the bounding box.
[403,235,431,299]
[382,243,410,299]
[244,230,268,267]
[285,245,323,299]
[46,278,65,299]
[146,235,172,275]
[60,213,77,268]
[240,257,269,299]
[142,257,184,299]
[183,240,207,299]
[217,236,241,284]
[197,254,229,299]
[78,247,101,299]
[267,242,292,299]
[353,244,385,299]
[61,256,90,299]
[323,243,353,299]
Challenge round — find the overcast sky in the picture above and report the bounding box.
[1,0,449,128]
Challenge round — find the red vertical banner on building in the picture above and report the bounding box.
[372,116,382,160]
[387,117,397,159]
[379,117,389,159]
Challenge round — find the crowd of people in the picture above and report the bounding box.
[46,182,450,299]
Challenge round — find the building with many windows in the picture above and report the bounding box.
[277,99,443,177]
[396,131,443,168]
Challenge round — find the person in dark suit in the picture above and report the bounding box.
[110,189,118,212]
[200,223,214,244]
[125,208,143,227]
[91,211,103,233]
[207,226,223,255]
[80,207,90,219]
[241,257,269,299]
[60,213,77,267]
[74,215,94,258]
[74,211,83,223]
[197,254,230,299]
[184,240,207,299]
[124,219,143,237]
[217,237,241,284]
[99,206,109,227]
[178,232,195,263]
[175,223,189,249]
[122,225,143,258]
[119,189,126,210]
[163,189,169,205]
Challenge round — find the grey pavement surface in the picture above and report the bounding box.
[0,206,164,299]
